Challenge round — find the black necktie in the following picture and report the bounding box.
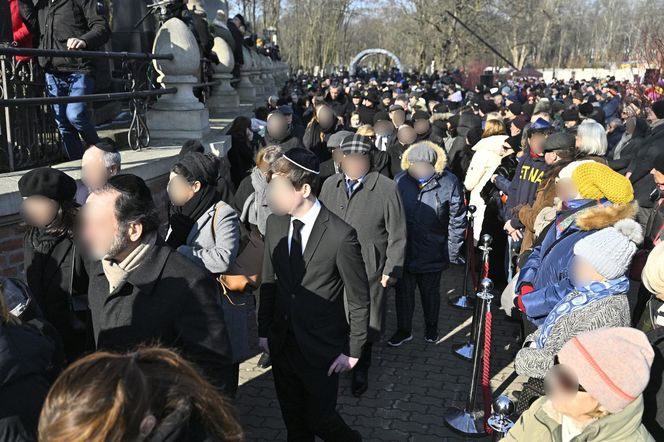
[290,219,305,279]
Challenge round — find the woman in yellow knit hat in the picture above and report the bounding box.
[514,160,638,326]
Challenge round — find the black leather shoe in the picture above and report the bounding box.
[351,368,369,397]
[257,352,271,369]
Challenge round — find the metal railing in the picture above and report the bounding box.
[0,45,176,172]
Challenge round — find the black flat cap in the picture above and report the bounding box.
[18,167,76,203]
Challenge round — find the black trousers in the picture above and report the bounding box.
[395,270,442,332]
[272,335,361,442]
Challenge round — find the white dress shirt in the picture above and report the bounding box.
[288,198,322,254]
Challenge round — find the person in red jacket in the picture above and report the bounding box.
[10,0,32,62]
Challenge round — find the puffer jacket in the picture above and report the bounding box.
[516,201,637,324]
[464,134,508,243]
[395,141,466,272]
[505,396,654,442]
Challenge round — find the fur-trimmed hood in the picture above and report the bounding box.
[555,200,639,231]
[400,141,447,173]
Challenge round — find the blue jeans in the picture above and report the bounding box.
[46,72,100,160]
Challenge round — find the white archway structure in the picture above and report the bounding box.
[349,49,403,76]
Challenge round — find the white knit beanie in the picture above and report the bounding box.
[573,219,644,280]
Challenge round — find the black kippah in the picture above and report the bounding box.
[107,174,153,203]
[282,147,320,174]
[95,139,118,153]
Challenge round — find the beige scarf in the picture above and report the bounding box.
[101,232,157,294]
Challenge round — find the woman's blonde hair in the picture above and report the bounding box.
[356,124,376,139]
[482,119,507,138]
[39,347,244,442]
[255,145,283,166]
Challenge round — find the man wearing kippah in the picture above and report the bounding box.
[320,134,406,397]
[258,148,369,441]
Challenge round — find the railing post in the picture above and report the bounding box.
[0,44,15,171]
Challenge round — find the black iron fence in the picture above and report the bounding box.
[0,45,176,172]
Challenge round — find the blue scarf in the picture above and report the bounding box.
[536,276,629,349]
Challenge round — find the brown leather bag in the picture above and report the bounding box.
[211,204,262,294]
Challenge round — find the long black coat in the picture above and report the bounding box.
[628,122,664,209]
[87,237,234,392]
[258,205,370,367]
[23,234,90,361]
[0,322,59,442]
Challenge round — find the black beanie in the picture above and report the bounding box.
[508,102,522,116]
[652,100,664,120]
[653,151,664,174]
[562,108,580,122]
[579,102,595,118]
[412,110,430,121]
[466,127,483,146]
[178,139,205,160]
[18,168,77,203]
[373,111,390,124]
[174,152,218,185]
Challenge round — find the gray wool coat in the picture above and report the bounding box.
[319,170,407,341]
[167,201,249,363]
[514,293,630,379]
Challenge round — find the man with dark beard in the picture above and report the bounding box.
[265,110,303,151]
[325,83,353,125]
[81,174,235,394]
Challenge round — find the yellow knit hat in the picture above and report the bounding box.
[571,162,633,204]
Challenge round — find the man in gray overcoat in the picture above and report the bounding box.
[319,133,407,396]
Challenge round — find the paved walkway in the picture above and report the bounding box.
[235,265,526,441]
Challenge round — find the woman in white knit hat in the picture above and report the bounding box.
[514,218,643,380]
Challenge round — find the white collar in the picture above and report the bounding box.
[292,198,321,226]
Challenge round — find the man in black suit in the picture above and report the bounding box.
[258,148,369,441]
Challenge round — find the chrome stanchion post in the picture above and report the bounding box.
[452,234,492,361]
[449,205,476,310]
[488,395,515,440]
[444,278,494,436]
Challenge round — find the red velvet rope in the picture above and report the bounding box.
[482,309,493,434]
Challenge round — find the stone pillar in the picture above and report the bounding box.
[250,51,265,102]
[208,36,240,114]
[236,46,256,104]
[265,57,278,94]
[147,18,209,140]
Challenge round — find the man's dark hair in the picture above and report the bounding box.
[102,175,160,235]
[268,157,320,194]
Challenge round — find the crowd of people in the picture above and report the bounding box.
[2,69,664,441]
[3,2,664,440]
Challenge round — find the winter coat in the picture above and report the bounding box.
[505,396,654,442]
[303,122,338,162]
[325,93,353,123]
[0,321,59,442]
[644,325,664,440]
[517,202,637,323]
[23,232,90,361]
[505,150,548,230]
[386,141,409,178]
[87,237,235,393]
[19,0,110,73]
[609,118,648,173]
[464,135,508,243]
[227,133,256,188]
[263,127,303,151]
[514,292,630,378]
[628,121,664,209]
[10,0,33,62]
[168,201,248,365]
[395,142,466,272]
[518,156,606,257]
[320,171,407,279]
[448,113,482,167]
